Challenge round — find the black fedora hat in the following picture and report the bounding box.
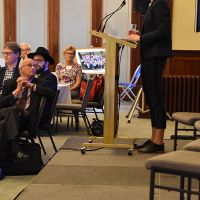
[27,47,54,65]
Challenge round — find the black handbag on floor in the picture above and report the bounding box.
[5,141,44,175]
[91,119,104,137]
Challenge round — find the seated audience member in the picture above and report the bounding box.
[0,42,21,96]
[27,47,57,127]
[0,58,56,162]
[55,46,82,99]
[19,43,31,65]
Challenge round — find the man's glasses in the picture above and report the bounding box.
[21,63,35,68]
[33,59,45,63]
[21,48,31,52]
[2,51,14,56]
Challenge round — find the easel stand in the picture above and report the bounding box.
[81,31,137,155]
[126,87,150,123]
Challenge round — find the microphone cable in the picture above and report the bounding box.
[97,0,126,32]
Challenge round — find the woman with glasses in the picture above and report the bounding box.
[55,46,82,99]
[0,42,21,96]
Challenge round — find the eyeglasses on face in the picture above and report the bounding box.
[21,63,35,68]
[33,59,45,63]
[2,51,14,56]
[21,48,31,51]
[65,52,74,55]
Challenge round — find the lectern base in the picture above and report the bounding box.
[81,137,136,156]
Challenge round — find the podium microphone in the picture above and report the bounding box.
[97,0,126,32]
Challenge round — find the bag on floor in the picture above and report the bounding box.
[5,141,44,175]
[91,119,104,137]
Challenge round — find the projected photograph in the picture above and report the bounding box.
[76,48,105,71]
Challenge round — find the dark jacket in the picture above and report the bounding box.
[37,70,57,126]
[140,0,172,60]
[0,77,56,136]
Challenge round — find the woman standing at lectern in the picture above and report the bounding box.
[128,0,172,153]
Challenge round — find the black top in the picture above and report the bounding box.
[140,0,172,59]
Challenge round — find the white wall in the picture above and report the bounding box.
[9,0,131,81]
[0,0,4,57]
[59,0,91,63]
[103,0,132,82]
[172,0,200,50]
[16,0,47,52]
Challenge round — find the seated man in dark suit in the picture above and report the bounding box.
[0,58,56,162]
[27,47,57,127]
[0,42,21,96]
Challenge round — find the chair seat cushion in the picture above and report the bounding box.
[145,150,200,175]
[183,139,200,152]
[172,112,200,125]
[194,120,200,131]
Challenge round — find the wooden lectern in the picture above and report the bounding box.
[81,30,137,155]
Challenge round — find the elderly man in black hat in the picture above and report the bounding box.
[27,47,57,127]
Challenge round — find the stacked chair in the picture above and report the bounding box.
[145,118,200,200]
[171,112,200,150]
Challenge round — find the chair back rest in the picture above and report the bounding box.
[46,90,60,125]
[81,78,93,111]
[36,96,47,129]
[130,64,141,86]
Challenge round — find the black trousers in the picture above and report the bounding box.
[0,107,19,160]
[0,107,19,140]
[141,57,166,129]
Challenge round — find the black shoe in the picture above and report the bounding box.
[134,139,153,149]
[14,151,30,163]
[138,143,165,153]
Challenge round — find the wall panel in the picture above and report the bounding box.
[16,0,47,51]
[59,0,91,63]
[4,0,16,42]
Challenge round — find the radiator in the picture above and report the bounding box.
[163,75,200,114]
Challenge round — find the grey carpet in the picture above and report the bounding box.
[16,137,192,200]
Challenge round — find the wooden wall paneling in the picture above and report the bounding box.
[48,0,60,71]
[91,0,103,47]
[4,0,16,42]
[170,51,200,75]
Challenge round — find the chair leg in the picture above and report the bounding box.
[187,177,192,200]
[93,107,98,120]
[180,176,185,200]
[67,117,70,129]
[149,170,155,200]
[37,134,46,155]
[174,121,178,151]
[47,128,57,153]
[55,113,58,133]
[199,179,200,200]
[74,113,79,132]
[82,113,92,136]
[193,129,197,140]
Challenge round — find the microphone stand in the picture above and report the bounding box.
[97,0,126,32]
